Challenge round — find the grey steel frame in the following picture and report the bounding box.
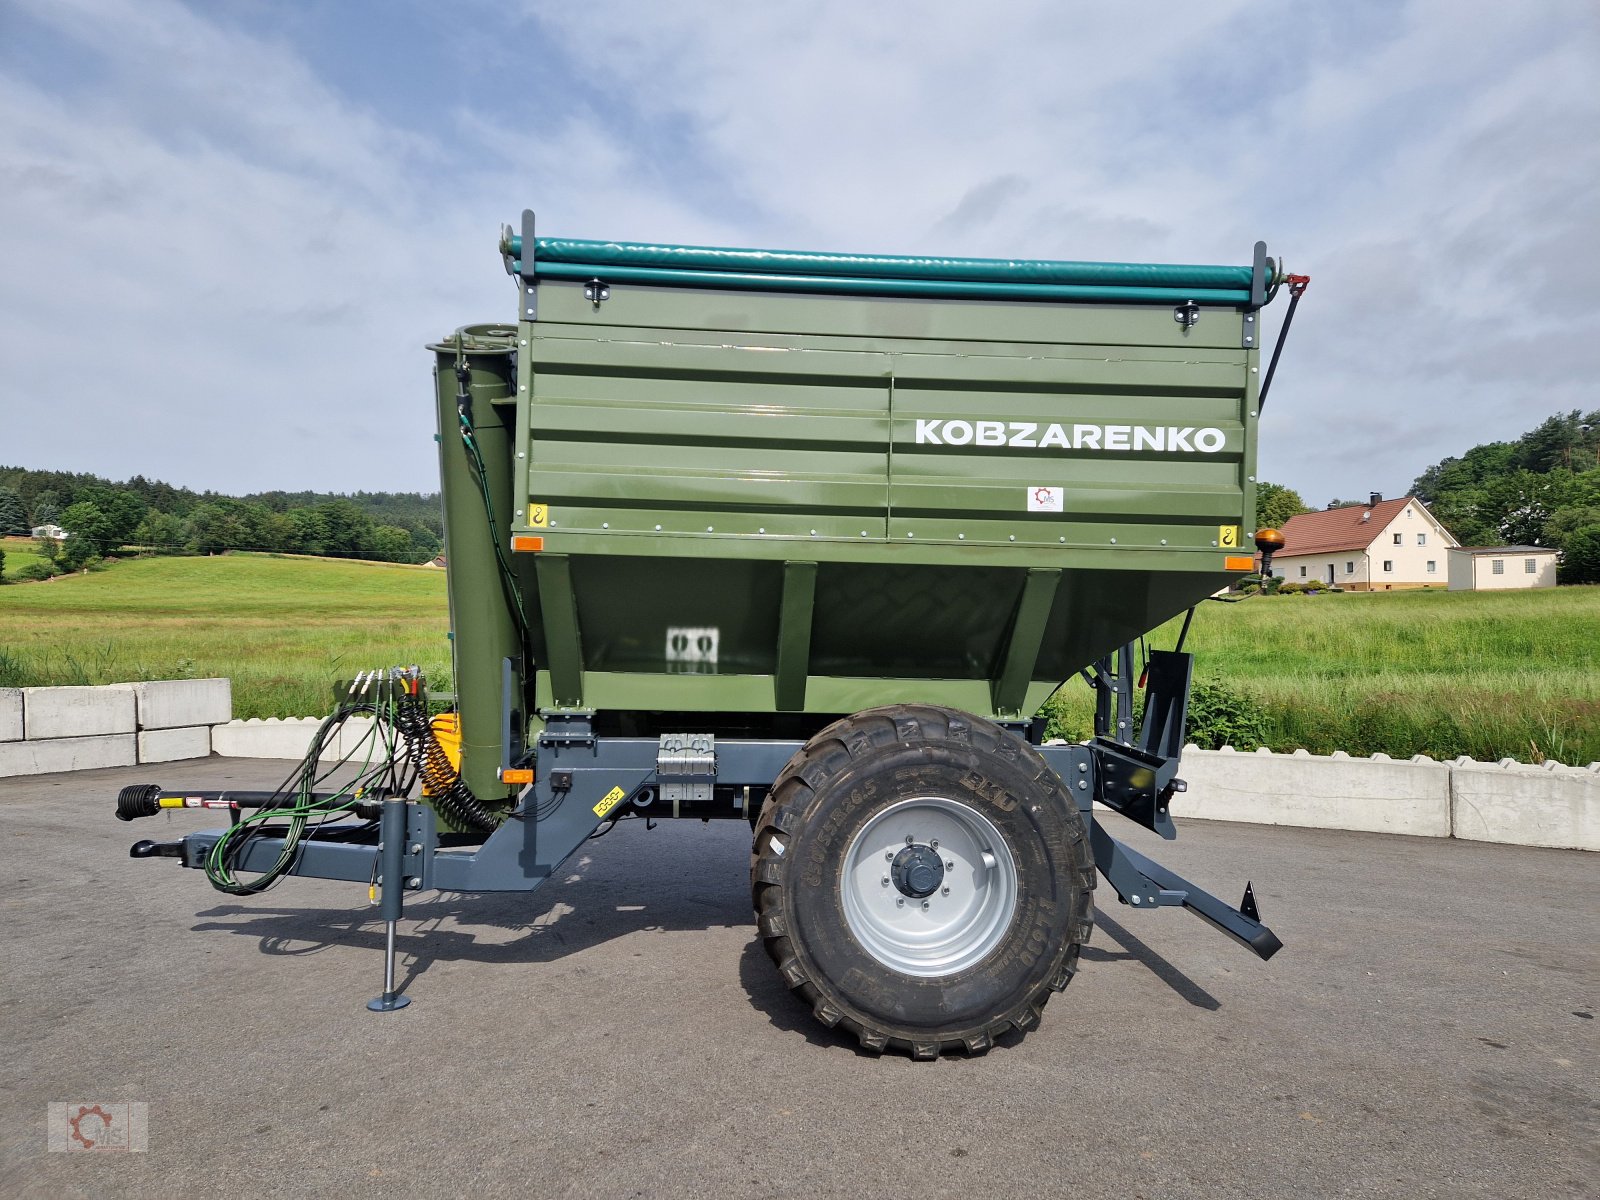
[150,644,1282,1007]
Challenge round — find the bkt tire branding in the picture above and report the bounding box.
[910,419,1227,454]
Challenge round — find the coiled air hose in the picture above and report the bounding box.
[393,691,503,836]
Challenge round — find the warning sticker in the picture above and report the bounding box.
[1027,486,1063,513]
[528,503,549,528]
[592,785,626,819]
[1218,524,1241,549]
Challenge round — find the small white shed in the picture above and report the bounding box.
[1447,546,1558,591]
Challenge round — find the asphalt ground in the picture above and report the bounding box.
[1,756,1595,1200]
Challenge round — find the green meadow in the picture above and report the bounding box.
[2,551,1596,763]
[1044,585,1600,764]
[0,553,450,719]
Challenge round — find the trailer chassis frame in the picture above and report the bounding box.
[129,642,1281,1009]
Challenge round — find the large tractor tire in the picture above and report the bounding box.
[750,704,1095,1058]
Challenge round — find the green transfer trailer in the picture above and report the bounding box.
[119,212,1304,1057]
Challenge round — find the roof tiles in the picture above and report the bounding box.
[1273,498,1414,556]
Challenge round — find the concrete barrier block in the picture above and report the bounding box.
[212,718,323,760]
[332,718,378,758]
[1451,763,1599,851]
[0,734,137,777]
[23,686,137,739]
[1173,748,1452,837]
[0,689,21,742]
[211,717,373,761]
[137,726,212,764]
[120,679,232,730]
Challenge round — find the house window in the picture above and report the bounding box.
[1299,566,1307,578]
[1426,561,1436,573]
[1492,559,1504,574]
[1345,561,1354,574]
[1392,533,1402,545]
[1417,533,1426,546]
[1382,560,1394,572]
[1525,559,1537,573]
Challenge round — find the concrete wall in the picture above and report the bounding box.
[1174,747,1451,837]
[1173,747,1598,851]
[1,688,22,743]
[211,716,377,761]
[212,717,1600,853]
[0,679,229,777]
[2,679,1594,852]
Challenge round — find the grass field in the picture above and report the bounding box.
[1,536,50,577]
[0,553,449,719]
[2,554,1596,763]
[1043,585,1600,764]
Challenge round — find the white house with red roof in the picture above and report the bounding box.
[1266,493,1458,591]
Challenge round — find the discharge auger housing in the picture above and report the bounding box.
[119,212,1302,1055]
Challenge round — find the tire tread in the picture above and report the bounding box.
[750,703,1096,1059]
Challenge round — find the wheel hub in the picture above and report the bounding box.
[890,843,945,898]
[839,796,1019,977]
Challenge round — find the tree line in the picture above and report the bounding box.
[0,466,444,571]
[1409,410,1600,583]
[1241,413,1600,586]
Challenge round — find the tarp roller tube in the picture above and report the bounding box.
[505,234,1258,290]
[518,259,1253,306]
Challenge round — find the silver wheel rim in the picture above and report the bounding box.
[840,796,1018,977]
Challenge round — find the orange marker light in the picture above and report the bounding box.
[510,536,544,553]
[1224,555,1255,571]
[500,768,535,785]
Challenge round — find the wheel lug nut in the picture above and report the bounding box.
[921,901,930,910]
[885,852,893,862]
[905,835,915,846]
[945,860,954,870]
[930,840,939,850]
[941,886,950,896]
[896,897,905,907]
[881,876,890,887]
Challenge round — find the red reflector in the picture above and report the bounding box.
[510,536,544,553]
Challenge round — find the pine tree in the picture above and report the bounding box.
[0,488,29,536]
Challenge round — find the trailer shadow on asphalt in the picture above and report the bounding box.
[184,879,1224,1035]
[1084,910,1221,1011]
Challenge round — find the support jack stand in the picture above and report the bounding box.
[367,797,412,1013]
[368,918,411,1011]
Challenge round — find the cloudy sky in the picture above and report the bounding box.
[3,0,1596,507]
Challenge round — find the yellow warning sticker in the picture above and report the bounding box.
[1217,524,1241,549]
[592,785,626,819]
[528,503,549,528]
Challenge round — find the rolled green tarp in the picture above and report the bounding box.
[540,237,1254,289]
[521,257,1252,306]
[508,234,1255,292]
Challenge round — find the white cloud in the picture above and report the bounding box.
[2,0,1596,507]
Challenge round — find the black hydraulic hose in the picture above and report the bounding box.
[1257,275,1309,414]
